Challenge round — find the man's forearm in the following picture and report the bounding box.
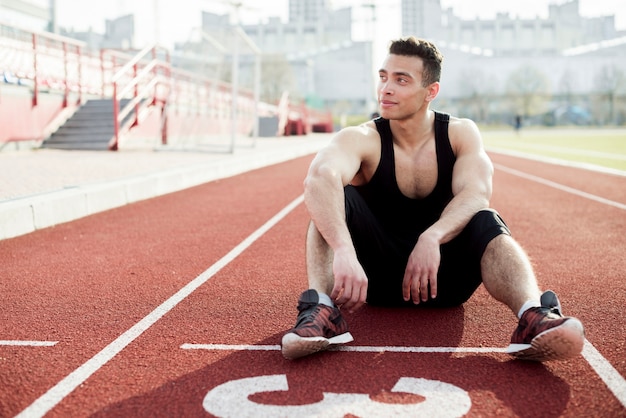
[424,191,489,245]
[304,174,354,254]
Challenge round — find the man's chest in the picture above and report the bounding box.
[393,143,439,199]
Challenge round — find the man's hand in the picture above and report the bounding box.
[330,248,368,313]
[402,233,441,304]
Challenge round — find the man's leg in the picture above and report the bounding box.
[306,221,335,295]
[282,186,387,359]
[480,234,541,316]
[281,222,353,360]
[480,233,584,361]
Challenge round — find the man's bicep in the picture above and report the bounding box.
[451,142,493,198]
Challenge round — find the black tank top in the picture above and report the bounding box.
[354,112,455,243]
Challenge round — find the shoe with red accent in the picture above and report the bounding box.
[507,290,584,361]
[281,289,353,360]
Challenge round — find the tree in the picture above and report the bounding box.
[259,54,297,104]
[558,68,577,108]
[505,64,551,121]
[593,64,626,125]
[457,67,492,123]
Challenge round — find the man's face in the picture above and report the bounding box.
[377,54,435,120]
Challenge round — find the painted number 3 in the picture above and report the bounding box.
[204,374,471,417]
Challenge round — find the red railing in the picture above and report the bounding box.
[0,20,333,149]
[0,20,106,107]
[107,46,261,150]
[109,45,171,150]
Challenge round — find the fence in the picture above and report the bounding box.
[0,20,333,150]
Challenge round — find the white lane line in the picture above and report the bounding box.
[490,142,626,161]
[16,195,305,418]
[0,341,58,347]
[336,346,508,353]
[582,340,626,409]
[182,344,282,351]
[181,343,508,353]
[494,163,626,210]
[488,148,626,178]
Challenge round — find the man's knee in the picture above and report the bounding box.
[466,209,511,260]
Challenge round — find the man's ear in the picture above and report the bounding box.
[425,82,440,102]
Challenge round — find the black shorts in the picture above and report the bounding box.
[344,185,511,307]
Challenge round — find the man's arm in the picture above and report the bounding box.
[303,125,377,312]
[426,117,494,243]
[403,117,494,303]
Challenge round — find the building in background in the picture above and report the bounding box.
[248,2,371,115]
[178,0,373,117]
[3,0,624,124]
[60,15,134,51]
[0,0,51,31]
[1,0,134,51]
[401,0,626,125]
[402,0,622,56]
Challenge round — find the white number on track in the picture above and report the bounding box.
[203,374,471,417]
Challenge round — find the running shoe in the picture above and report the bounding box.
[507,290,585,361]
[281,289,353,359]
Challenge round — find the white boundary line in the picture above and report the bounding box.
[582,340,626,408]
[494,163,626,210]
[489,143,626,161]
[182,344,281,351]
[181,343,508,353]
[0,340,57,347]
[487,147,626,178]
[16,195,305,418]
[336,346,508,353]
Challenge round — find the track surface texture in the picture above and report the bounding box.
[1,152,625,417]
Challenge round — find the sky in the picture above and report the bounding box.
[53,0,625,50]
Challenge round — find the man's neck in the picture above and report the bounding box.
[389,109,435,149]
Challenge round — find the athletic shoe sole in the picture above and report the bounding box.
[506,318,585,361]
[281,331,354,360]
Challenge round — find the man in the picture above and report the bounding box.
[281,37,584,361]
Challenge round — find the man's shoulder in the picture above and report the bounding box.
[339,120,380,138]
[443,115,485,156]
[445,115,481,141]
[322,121,382,165]
[445,115,479,130]
[331,121,381,146]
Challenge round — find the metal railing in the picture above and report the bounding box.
[0,20,334,150]
[109,45,171,150]
[0,20,103,107]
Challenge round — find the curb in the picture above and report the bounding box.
[0,139,328,241]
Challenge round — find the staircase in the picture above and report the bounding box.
[43,99,130,151]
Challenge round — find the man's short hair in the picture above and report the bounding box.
[388,37,443,87]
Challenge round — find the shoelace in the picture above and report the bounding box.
[295,304,322,327]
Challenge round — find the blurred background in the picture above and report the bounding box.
[1,0,625,150]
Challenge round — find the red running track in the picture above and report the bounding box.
[1,152,625,417]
